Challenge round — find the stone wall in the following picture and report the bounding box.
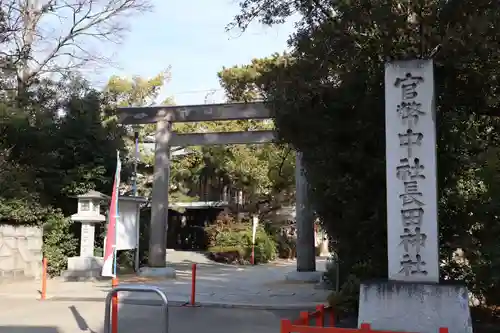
[0,225,42,281]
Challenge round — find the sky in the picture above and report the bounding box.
[95,0,298,105]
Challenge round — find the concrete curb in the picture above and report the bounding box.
[47,296,325,310]
[0,292,325,310]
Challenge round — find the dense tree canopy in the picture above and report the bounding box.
[229,0,500,305]
[0,72,129,274]
[1,77,128,219]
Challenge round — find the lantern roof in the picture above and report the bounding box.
[75,190,110,200]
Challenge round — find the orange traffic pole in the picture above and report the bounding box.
[41,257,47,300]
[111,277,119,333]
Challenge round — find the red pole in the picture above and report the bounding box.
[328,307,336,327]
[280,319,292,333]
[111,277,119,333]
[299,311,309,326]
[190,264,197,306]
[315,305,324,327]
[41,258,47,300]
[360,323,371,331]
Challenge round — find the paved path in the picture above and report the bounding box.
[0,298,300,333]
[0,257,330,309]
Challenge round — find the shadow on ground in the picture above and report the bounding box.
[110,303,302,333]
[0,327,61,333]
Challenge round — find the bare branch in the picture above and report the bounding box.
[1,0,152,90]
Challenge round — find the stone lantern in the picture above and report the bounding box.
[63,190,109,280]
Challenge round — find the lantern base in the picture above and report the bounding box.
[62,256,104,281]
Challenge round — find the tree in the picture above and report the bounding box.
[2,76,128,214]
[1,0,152,98]
[103,70,295,210]
[174,118,292,205]
[105,70,171,108]
[218,54,291,102]
[230,0,500,306]
[0,72,127,274]
[103,70,176,197]
[217,55,296,212]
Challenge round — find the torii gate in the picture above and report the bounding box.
[117,102,320,280]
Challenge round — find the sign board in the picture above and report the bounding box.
[116,200,139,250]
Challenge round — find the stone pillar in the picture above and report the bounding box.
[148,116,172,267]
[295,151,316,272]
[80,223,96,257]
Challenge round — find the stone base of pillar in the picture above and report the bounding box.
[358,280,472,333]
[139,266,176,279]
[285,270,323,283]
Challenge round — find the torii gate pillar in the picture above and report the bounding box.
[286,152,322,282]
[140,116,176,277]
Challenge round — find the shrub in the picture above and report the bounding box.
[205,212,245,247]
[327,274,361,317]
[323,253,340,290]
[326,261,376,317]
[42,211,78,277]
[276,235,296,259]
[208,224,277,264]
[250,229,277,263]
[207,246,244,264]
[117,250,136,274]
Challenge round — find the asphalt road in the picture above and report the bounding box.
[0,299,300,333]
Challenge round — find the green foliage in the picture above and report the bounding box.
[205,212,240,247]
[216,59,296,209]
[261,219,296,259]
[172,119,295,208]
[212,228,277,264]
[103,68,296,216]
[252,230,277,263]
[1,74,130,277]
[274,233,295,259]
[218,54,292,103]
[207,213,277,264]
[2,78,129,215]
[327,274,361,317]
[103,71,178,198]
[42,211,78,277]
[105,70,171,108]
[230,0,500,308]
